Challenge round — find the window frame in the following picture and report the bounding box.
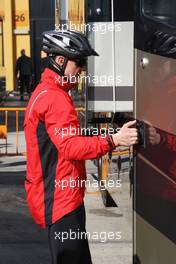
[141,0,176,28]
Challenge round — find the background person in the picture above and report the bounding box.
[16,49,33,101]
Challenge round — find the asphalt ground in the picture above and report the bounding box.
[0,155,132,264]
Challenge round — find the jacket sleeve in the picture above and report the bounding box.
[44,92,113,161]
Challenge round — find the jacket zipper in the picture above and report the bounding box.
[71,161,75,193]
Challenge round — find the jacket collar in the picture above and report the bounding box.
[41,68,73,93]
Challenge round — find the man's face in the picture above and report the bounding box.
[55,56,87,84]
[65,60,82,83]
[21,49,25,56]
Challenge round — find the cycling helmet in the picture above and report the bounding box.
[42,30,98,76]
[42,30,99,59]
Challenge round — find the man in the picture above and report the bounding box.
[24,30,138,264]
[16,49,32,101]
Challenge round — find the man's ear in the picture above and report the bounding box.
[55,56,65,66]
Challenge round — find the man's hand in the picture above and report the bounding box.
[112,120,138,147]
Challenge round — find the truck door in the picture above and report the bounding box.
[134,0,176,263]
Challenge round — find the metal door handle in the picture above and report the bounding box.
[140,57,149,69]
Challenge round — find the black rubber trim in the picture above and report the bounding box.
[37,121,58,226]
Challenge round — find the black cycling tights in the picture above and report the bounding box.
[48,204,92,264]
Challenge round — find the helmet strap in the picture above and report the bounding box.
[48,57,68,77]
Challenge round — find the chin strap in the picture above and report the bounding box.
[48,57,68,77]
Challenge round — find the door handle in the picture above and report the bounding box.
[136,121,146,148]
[140,57,149,69]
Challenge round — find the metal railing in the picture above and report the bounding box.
[0,108,26,155]
[0,107,85,156]
[0,107,131,160]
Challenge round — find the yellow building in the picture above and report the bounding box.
[0,0,85,92]
[0,0,30,91]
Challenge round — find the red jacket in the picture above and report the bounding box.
[24,68,113,228]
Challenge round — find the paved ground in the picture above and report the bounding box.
[0,155,132,264]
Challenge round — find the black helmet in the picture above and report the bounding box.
[42,30,99,59]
